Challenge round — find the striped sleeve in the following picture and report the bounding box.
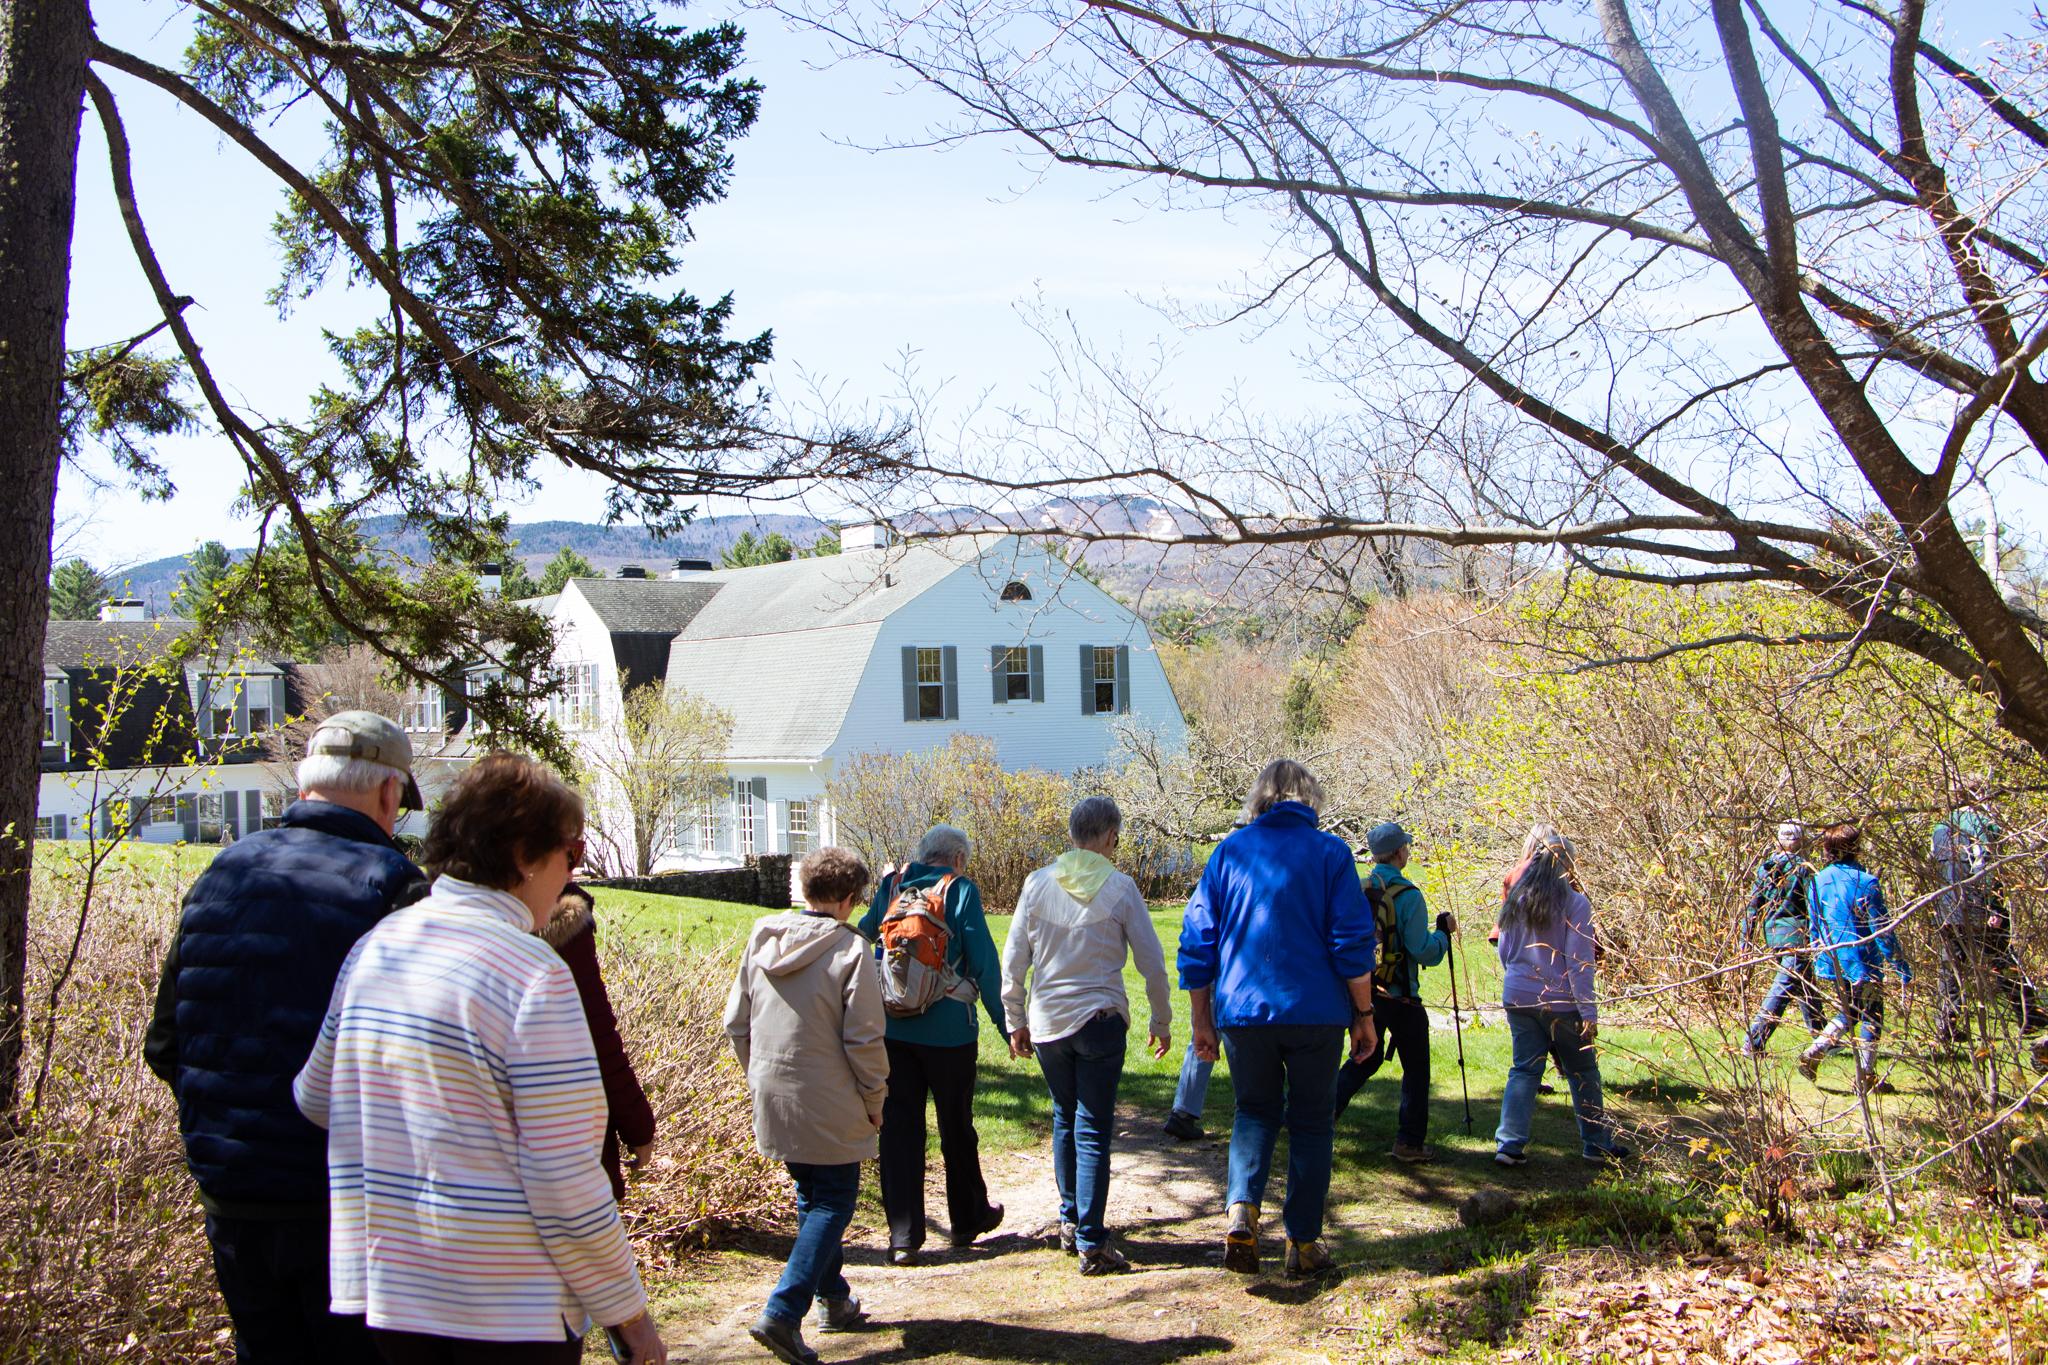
[506,955,646,1328]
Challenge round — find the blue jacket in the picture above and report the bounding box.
[1808,859,1912,985]
[1177,802,1376,1028]
[1369,861,1448,1000]
[144,800,428,1215]
[858,862,1007,1047]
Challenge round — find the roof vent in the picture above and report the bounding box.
[617,564,649,580]
[671,558,715,578]
[98,598,147,622]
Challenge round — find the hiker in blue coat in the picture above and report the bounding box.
[1178,760,1376,1280]
[1741,821,1825,1055]
[1798,823,1913,1093]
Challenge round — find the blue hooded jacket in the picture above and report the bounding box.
[1808,859,1912,985]
[144,800,428,1215]
[1177,802,1376,1028]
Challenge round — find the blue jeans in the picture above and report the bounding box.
[1496,1008,1612,1157]
[1173,1041,1213,1118]
[765,1162,861,1325]
[1036,1011,1128,1253]
[1747,952,1825,1049]
[1220,1024,1342,1243]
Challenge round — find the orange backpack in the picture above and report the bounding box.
[875,869,979,1018]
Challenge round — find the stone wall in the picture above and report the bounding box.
[588,853,795,908]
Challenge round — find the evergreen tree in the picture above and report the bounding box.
[176,540,232,610]
[536,547,601,596]
[496,556,543,601]
[721,530,797,567]
[803,529,843,558]
[46,559,108,620]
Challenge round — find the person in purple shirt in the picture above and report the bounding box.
[1178,760,1376,1279]
[1492,830,1629,1168]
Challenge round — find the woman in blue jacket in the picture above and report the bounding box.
[1178,760,1377,1279]
[1798,823,1913,1093]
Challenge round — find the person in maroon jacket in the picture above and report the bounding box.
[543,883,658,1200]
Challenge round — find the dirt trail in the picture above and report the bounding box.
[663,1105,1393,1364]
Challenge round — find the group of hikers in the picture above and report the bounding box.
[140,710,2034,1365]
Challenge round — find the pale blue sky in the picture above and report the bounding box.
[62,0,1320,567]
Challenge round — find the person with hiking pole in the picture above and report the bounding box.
[1741,821,1826,1056]
[1332,823,1455,1163]
[1798,823,1914,1094]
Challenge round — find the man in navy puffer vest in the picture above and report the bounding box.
[145,712,429,1363]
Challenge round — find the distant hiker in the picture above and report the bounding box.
[144,711,429,1364]
[1493,831,1628,1167]
[1798,822,1913,1094]
[726,847,890,1365]
[545,883,657,1202]
[1178,760,1377,1279]
[293,753,666,1364]
[1741,821,1825,1056]
[1001,796,1173,1275]
[1333,822,1453,1165]
[858,824,1008,1265]
[1931,790,2044,1043]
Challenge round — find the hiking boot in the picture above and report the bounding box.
[949,1202,1003,1247]
[1796,1051,1822,1082]
[749,1313,820,1365]
[1493,1148,1528,1168]
[1856,1072,1896,1096]
[1582,1144,1634,1167]
[1223,1201,1261,1274]
[1057,1221,1078,1255]
[1390,1142,1434,1165]
[1284,1239,1334,1279]
[1536,1081,1557,1095]
[812,1293,866,1334]
[887,1247,919,1268]
[1079,1243,1131,1276]
[1739,1040,1764,1058]
[2034,1037,2048,1074]
[1163,1109,1205,1141]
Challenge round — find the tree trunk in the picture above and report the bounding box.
[0,0,90,1121]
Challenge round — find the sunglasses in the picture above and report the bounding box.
[565,836,586,867]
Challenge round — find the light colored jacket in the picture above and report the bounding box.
[1496,887,1599,1024]
[724,911,888,1166]
[1002,852,1172,1045]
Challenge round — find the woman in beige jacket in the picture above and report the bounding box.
[725,847,888,1365]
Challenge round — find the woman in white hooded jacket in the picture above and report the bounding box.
[1000,797,1173,1274]
[725,847,888,1365]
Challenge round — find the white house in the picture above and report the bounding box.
[536,531,1187,869]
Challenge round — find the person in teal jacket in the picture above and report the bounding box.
[1797,823,1913,1093]
[857,824,1007,1264]
[1332,823,1452,1162]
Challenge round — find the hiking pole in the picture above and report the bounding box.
[1443,914,1475,1135]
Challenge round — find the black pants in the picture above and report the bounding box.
[1937,922,2043,1039]
[878,1037,992,1250]
[203,1214,376,1365]
[371,1329,581,1364]
[1331,994,1431,1146]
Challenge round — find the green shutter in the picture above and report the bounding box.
[1029,645,1044,703]
[941,647,959,720]
[991,645,1008,705]
[1115,645,1132,714]
[1079,644,1096,715]
[901,646,919,721]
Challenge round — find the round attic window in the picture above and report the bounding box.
[1000,581,1033,603]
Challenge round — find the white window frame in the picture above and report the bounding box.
[551,662,602,730]
[787,799,813,856]
[915,646,945,720]
[41,680,56,744]
[734,779,757,855]
[147,796,178,826]
[1093,646,1119,715]
[400,684,445,734]
[1002,647,1033,702]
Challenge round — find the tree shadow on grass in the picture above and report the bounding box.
[835,1320,1233,1363]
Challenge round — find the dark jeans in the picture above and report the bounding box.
[1332,993,1430,1145]
[1937,922,2043,1039]
[878,1037,992,1250]
[1495,1008,1612,1157]
[371,1330,580,1364]
[1036,1011,1128,1253]
[766,1162,861,1324]
[1220,1024,1342,1243]
[1747,952,1826,1050]
[202,1213,376,1365]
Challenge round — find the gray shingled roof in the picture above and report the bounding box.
[568,578,719,634]
[42,619,199,669]
[670,545,965,641]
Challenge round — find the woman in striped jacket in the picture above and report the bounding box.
[296,753,666,1365]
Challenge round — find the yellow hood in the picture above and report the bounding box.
[1054,849,1117,903]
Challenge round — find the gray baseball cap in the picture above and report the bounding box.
[306,710,423,810]
[1365,821,1413,860]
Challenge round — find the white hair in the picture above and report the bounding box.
[916,824,973,868]
[1069,796,1122,847]
[297,752,405,796]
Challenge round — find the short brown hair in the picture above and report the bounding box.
[1819,822,1862,864]
[423,751,583,890]
[800,846,870,905]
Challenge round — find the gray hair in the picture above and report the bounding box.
[1068,796,1122,847]
[1242,758,1325,820]
[915,823,973,869]
[1520,822,1566,860]
[297,752,405,796]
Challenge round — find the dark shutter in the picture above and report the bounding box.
[901,646,919,721]
[1029,645,1045,703]
[751,776,767,802]
[223,794,242,837]
[177,795,199,843]
[246,790,264,831]
[52,678,70,755]
[52,814,66,841]
[990,646,1008,705]
[1079,644,1097,715]
[941,647,959,720]
[1115,645,1132,714]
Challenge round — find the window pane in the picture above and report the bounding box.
[212,707,237,735]
[916,647,942,684]
[918,683,945,719]
[1095,680,1118,712]
[1094,646,1117,681]
[1007,672,1033,701]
